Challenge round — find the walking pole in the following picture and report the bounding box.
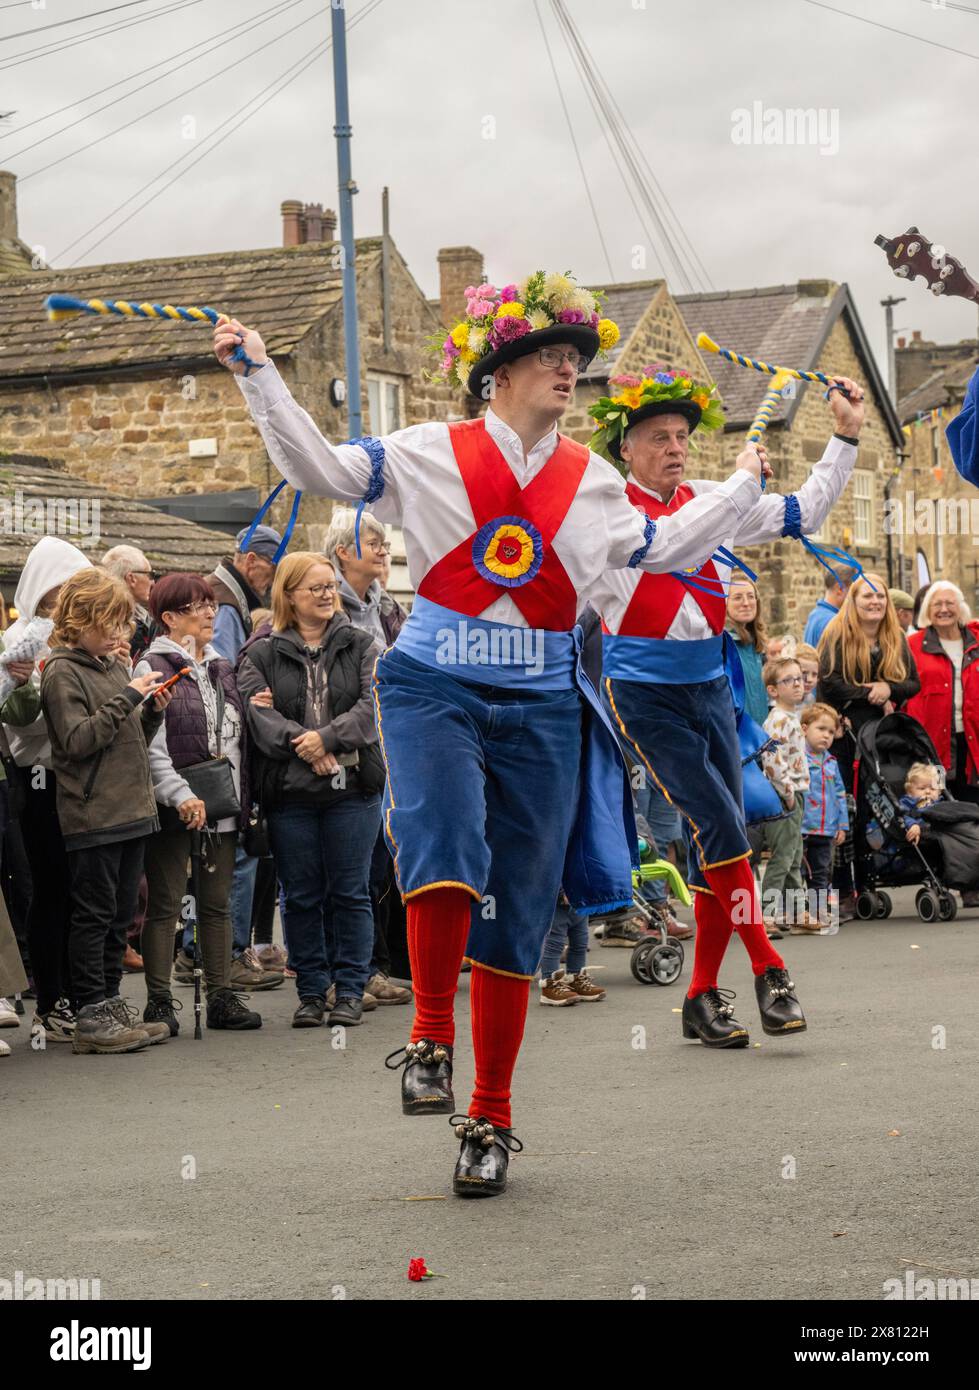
[189,828,203,1040]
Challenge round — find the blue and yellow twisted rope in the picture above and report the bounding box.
[43,293,261,373]
[696,331,835,389]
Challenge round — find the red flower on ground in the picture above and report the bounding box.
[408,1258,430,1282]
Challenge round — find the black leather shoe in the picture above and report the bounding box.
[328,995,363,1027]
[450,1115,523,1198]
[385,1038,454,1115]
[292,996,326,1028]
[681,988,750,1047]
[755,967,807,1037]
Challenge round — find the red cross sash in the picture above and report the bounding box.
[613,482,727,638]
[417,419,588,630]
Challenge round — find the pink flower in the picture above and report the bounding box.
[442,336,460,358]
[488,315,532,348]
[610,374,641,388]
[499,283,519,303]
[557,307,586,324]
[589,311,600,327]
[440,354,454,374]
[466,299,496,318]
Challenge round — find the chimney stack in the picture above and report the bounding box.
[437,246,484,329]
[282,198,340,247]
[281,199,303,248]
[0,169,19,242]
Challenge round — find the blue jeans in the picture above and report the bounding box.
[269,796,381,1002]
[539,901,589,976]
[634,780,682,905]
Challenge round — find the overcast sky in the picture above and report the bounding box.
[3,0,978,378]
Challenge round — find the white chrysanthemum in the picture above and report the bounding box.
[527,308,552,331]
[455,356,470,389]
[566,287,597,315]
[543,272,577,311]
[468,326,488,355]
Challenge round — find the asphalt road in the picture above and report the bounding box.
[3,886,977,1301]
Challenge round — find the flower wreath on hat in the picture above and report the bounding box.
[435,270,620,396]
[588,365,725,462]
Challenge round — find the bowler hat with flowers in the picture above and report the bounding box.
[435,270,621,399]
[588,366,726,461]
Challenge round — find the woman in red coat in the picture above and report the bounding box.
[905,581,979,804]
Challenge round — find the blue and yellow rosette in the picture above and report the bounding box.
[472,515,543,589]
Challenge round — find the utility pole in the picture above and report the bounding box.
[331,1,362,439]
[881,293,906,588]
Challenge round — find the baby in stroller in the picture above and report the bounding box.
[867,762,942,851]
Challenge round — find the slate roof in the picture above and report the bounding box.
[0,240,384,383]
[580,279,666,381]
[0,455,233,587]
[897,358,978,423]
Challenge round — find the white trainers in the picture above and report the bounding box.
[0,1037,10,1057]
[0,997,20,1028]
[32,997,76,1043]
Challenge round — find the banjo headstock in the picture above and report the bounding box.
[874,227,979,304]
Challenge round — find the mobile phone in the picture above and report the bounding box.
[142,665,190,702]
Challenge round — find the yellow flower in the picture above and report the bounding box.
[454,357,470,389]
[613,387,643,410]
[495,302,525,318]
[691,390,709,409]
[640,377,656,390]
[527,308,551,331]
[450,322,469,349]
[597,318,620,350]
[459,346,477,364]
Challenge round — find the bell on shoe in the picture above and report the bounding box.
[539,970,579,1006]
[565,969,606,1002]
[754,968,807,1037]
[386,1037,455,1114]
[450,1114,523,1198]
[681,988,750,1048]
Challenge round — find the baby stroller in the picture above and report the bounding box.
[589,825,692,986]
[851,711,979,923]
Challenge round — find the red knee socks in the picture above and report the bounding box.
[686,889,734,997]
[468,965,530,1130]
[707,857,785,977]
[406,887,472,1046]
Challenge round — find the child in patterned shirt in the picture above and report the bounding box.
[759,656,812,933]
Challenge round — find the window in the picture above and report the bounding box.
[852,469,874,546]
[367,375,403,435]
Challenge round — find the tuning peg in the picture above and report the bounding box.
[893,265,910,278]
[906,241,921,257]
[930,281,946,295]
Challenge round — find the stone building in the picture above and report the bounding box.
[895,333,979,604]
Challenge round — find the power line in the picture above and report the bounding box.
[1,0,158,41]
[17,2,324,182]
[0,0,307,143]
[803,0,979,60]
[0,0,201,70]
[59,0,385,267]
[532,0,614,282]
[7,0,318,164]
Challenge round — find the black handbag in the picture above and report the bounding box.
[176,679,241,825]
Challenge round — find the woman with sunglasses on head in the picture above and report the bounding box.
[236,553,384,1032]
[134,573,261,1036]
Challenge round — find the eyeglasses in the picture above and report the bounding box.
[777,674,805,686]
[131,570,159,582]
[292,583,338,598]
[364,540,391,555]
[176,600,217,616]
[538,348,590,372]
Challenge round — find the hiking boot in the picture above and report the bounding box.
[539,971,580,1006]
[328,995,363,1027]
[242,946,285,986]
[565,969,606,1002]
[207,988,262,1031]
[144,994,182,1038]
[122,945,144,973]
[649,901,694,941]
[173,949,197,986]
[107,997,169,1046]
[254,943,288,971]
[326,984,377,1012]
[72,1002,150,1054]
[366,972,413,1005]
[32,997,76,1044]
[0,997,20,1028]
[229,953,282,992]
[451,1114,523,1198]
[598,910,644,947]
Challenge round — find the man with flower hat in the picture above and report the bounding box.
[588,363,865,1048]
[213,272,766,1198]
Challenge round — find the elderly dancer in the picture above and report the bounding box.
[588,364,865,1047]
[214,270,766,1196]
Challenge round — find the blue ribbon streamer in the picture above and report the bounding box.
[781,493,876,592]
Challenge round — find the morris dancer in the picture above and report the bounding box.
[588,364,865,1047]
[214,270,766,1196]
